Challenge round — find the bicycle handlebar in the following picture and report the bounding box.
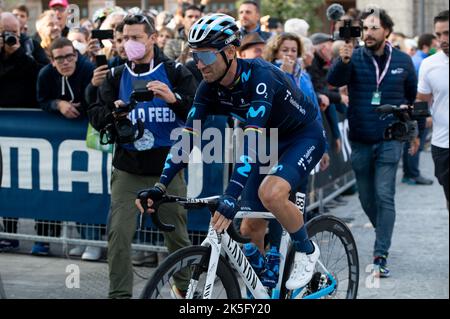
[139,195,251,244]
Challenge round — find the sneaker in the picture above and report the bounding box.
[170,285,187,299]
[132,251,158,267]
[31,242,50,256]
[285,242,320,290]
[373,255,390,278]
[402,176,433,185]
[169,285,202,299]
[0,239,19,252]
[412,176,433,185]
[69,245,85,257]
[81,246,102,261]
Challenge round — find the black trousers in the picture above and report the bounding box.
[431,145,449,203]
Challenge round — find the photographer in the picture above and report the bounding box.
[0,12,39,108]
[0,12,40,252]
[88,14,196,299]
[328,9,417,277]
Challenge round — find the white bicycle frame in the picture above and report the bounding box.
[186,209,332,299]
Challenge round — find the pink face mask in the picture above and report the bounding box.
[124,39,146,61]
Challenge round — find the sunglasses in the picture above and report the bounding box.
[124,14,155,31]
[192,47,227,66]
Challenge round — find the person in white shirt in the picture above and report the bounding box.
[417,10,449,208]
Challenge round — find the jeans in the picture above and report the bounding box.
[402,128,428,178]
[351,140,403,257]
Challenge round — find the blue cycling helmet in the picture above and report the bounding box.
[188,13,241,49]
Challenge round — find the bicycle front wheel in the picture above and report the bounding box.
[281,214,359,299]
[140,246,242,299]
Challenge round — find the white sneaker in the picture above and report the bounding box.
[285,241,320,290]
[81,246,102,261]
[69,246,85,257]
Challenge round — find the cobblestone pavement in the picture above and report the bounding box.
[0,151,448,299]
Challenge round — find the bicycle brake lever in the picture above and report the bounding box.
[150,198,176,232]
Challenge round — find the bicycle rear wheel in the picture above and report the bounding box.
[280,214,359,299]
[140,246,242,299]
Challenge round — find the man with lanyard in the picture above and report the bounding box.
[328,9,417,277]
[136,13,327,290]
[88,14,197,298]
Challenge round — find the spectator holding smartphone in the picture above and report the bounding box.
[32,38,94,255]
[37,37,94,118]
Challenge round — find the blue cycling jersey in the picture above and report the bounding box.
[159,58,321,199]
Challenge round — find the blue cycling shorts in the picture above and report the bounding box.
[239,119,326,212]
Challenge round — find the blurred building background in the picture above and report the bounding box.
[0,0,448,36]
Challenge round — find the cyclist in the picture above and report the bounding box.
[135,14,327,290]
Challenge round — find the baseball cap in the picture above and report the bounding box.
[239,33,266,52]
[310,33,334,45]
[49,0,69,8]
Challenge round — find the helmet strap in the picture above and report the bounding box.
[214,50,233,85]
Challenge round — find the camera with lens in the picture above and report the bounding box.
[1,31,18,46]
[326,3,361,41]
[376,102,431,142]
[338,19,361,41]
[100,82,154,145]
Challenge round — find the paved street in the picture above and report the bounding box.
[0,151,448,299]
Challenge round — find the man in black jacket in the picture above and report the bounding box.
[37,37,94,118]
[0,12,39,108]
[0,12,41,252]
[88,14,197,299]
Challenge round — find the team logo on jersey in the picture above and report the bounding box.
[270,164,283,174]
[241,70,251,83]
[188,107,196,118]
[237,155,253,177]
[164,153,173,170]
[247,105,266,118]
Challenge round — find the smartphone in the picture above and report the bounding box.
[91,29,114,40]
[95,54,108,67]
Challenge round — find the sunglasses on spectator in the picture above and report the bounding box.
[53,53,76,64]
[124,14,154,30]
[191,47,227,66]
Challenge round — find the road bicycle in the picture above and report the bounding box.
[139,194,359,299]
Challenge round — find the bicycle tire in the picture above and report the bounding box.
[140,246,242,299]
[280,214,359,299]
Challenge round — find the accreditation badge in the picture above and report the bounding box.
[371,91,382,105]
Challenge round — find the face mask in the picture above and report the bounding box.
[124,39,146,61]
[428,47,437,55]
[72,40,87,55]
